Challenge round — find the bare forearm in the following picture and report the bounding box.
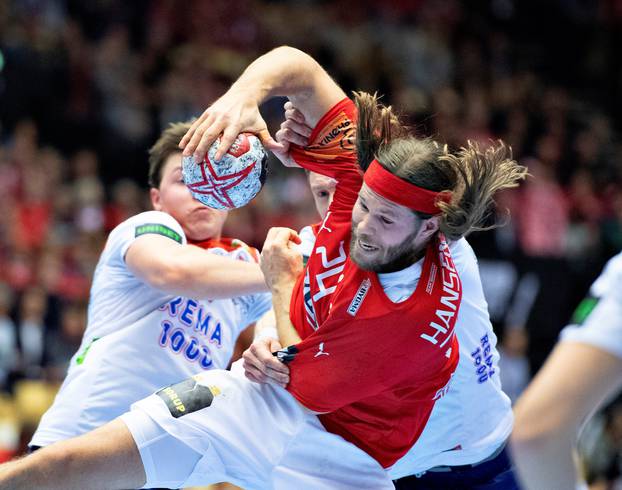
[230,47,319,105]
[0,451,91,490]
[228,46,344,125]
[129,239,268,299]
[271,282,301,347]
[165,249,268,298]
[0,457,35,490]
[510,434,577,490]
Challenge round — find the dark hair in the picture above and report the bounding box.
[148,121,193,188]
[354,91,528,241]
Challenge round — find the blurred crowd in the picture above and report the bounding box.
[1,0,622,485]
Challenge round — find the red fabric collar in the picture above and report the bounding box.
[363,159,451,214]
[188,237,229,250]
[188,237,260,262]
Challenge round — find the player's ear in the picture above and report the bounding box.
[418,215,440,242]
[150,187,163,211]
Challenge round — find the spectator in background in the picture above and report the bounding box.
[104,178,145,231]
[497,326,530,403]
[513,155,569,258]
[44,302,86,382]
[15,287,47,380]
[0,283,17,390]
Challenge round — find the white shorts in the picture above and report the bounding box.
[121,361,392,490]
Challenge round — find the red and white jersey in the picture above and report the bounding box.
[298,224,513,475]
[286,99,460,468]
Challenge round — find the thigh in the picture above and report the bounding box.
[123,368,305,489]
[121,409,206,489]
[273,416,394,490]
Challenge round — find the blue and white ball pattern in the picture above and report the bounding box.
[182,132,267,210]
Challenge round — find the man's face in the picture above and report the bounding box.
[308,172,337,219]
[150,153,228,241]
[350,184,438,273]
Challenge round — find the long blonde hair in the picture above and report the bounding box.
[354,91,527,241]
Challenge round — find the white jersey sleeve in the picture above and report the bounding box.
[115,210,187,263]
[560,252,622,360]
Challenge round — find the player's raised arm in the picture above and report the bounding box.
[180,46,347,160]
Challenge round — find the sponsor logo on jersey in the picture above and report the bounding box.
[314,342,330,358]
[306,112,355,153]
[75,337,99,365]
[347,278,371,316]
[156,377,221,418]
[421,240,460,347]
[157,297,227,370]
[135,223,182,243]
[471,334,496,384]
[317,118,352,147]
[425,263,437,294]
[571,295,600,325]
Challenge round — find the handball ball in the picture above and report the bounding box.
[182,132,268,210]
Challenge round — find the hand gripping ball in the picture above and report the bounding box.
[182,132,268,210]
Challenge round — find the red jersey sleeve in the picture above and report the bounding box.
[289,97,361,214]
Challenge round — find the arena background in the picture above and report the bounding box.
[0,0,621,487]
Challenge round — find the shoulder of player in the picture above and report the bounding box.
[447,238,478,274]
[109,211,186,244]
[592,252,622,297]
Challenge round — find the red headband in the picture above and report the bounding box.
[363,159,451,214]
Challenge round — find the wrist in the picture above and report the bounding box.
[269,277,296,296]
[255,326,279,342]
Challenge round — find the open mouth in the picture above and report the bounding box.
[358,239,378,252]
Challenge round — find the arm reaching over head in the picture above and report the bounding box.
[179,46,346,160]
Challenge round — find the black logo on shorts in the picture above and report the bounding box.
[156,378,218,418]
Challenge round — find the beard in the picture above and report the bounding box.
[349,225,425,273]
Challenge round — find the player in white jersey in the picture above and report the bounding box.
[511,252,622,490]
[29,121,271,449]
[256,103,517,487]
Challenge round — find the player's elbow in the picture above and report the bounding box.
[271,45,313,63]
[270,47,323,84]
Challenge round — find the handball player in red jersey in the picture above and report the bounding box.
[0,47,525,490]
[247,103,523,490]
